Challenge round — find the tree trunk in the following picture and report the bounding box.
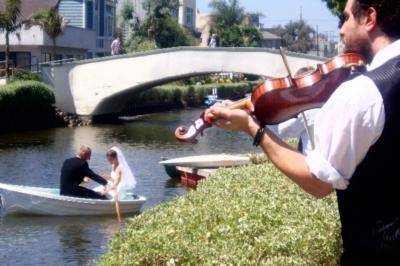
[5,31,10,83]
[52,38,57,61]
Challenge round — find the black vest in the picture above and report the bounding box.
[336,55,400,257]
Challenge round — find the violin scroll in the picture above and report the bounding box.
[175,99,254,143]
[175,114,212,143]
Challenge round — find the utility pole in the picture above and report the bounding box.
[316,25,320,57]
[300,6,303,21]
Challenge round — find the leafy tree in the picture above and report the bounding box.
[322,0,346,17]
[242,25,263,47]
[125,0,194,50]
[120,0,135,22]
[270,20,315,53]
[117,0,136,44]
[210,0,245,28]
[28,7,67,61]
[142,0,178,19]
[0,0,22,82]
[214,24,244,47]
[142,0,178,41]
[209,0,262,47]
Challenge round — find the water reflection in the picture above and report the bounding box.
[0,215,122,266]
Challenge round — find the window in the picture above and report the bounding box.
[0,52,31,69]
[86,52,93,59]
[185,7,193,27]
[86,1,94,29]
[99,0,105,36]
[41,53,51,63]
[96,38,104,48]
[15,52,31,68]
[105,5,114,37]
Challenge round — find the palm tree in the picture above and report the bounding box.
[29,7,67,61]
[209,0,245,29]
[0,0,22,82]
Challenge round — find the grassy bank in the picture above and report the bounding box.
[100,163,342,265]
[124,82,257,113]
[0,80,63,133]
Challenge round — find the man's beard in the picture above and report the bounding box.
[344,38,374,64]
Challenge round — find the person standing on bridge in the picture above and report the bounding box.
[209,34,218,48]
[111,36,121,56]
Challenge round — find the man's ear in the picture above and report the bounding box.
[364,6,378,33]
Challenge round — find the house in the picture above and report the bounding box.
[178,0,196,31]
[0,0,117,70]
[260,30,283,50]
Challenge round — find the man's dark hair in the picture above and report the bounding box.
[352,0,400,39]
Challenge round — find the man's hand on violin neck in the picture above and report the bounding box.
[208,105,259,134]
[207,104,333,199]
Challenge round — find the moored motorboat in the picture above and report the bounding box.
[0,183,146,216]
[160,154,251,188]
[160,157,181,179]
[159,154,251,168]
[177,167,217,188]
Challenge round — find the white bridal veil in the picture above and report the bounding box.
[110,147,137,190]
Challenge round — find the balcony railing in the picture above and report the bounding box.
[0,58,77,78]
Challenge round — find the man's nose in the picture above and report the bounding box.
[339,24,345,38]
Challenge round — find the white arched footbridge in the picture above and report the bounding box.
[42,47,325,116]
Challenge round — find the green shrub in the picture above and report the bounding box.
[0,81,62,132]
[125,82,253,113]
[100,163,342,265]
[10,69,42,83]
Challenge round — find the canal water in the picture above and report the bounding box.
[0,109,257,266]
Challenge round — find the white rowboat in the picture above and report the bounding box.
[159,154,251,168]
[0,183,146,216]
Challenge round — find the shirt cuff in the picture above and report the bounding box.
[306,150,349,190]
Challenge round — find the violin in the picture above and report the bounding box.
[175,52,366,144]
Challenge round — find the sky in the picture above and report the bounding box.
[197,0,341,41]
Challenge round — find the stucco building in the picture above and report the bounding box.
[0,0,117,70]
[260,30,284,50]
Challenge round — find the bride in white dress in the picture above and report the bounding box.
[101,147,137,200]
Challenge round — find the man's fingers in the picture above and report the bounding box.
[210,106,231,120]
[214,118,231,128]
[222,100,233,106]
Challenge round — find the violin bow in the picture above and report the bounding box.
[279,47,316,150]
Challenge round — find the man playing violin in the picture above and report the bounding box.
[207,0,400,264]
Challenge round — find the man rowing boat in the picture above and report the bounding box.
[60,145,108,200]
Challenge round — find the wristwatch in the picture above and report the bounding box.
[253,126,265,147]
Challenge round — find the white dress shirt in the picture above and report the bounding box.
[306,40,400,190]
[269,109,319,155]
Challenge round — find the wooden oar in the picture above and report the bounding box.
[114,189,122,222]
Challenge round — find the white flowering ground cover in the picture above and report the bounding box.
[100,163,342,265]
